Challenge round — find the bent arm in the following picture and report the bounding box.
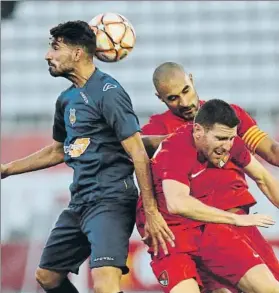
[163,179,237,224]
[141,135,168,158]
[244,155,279,208]
[255,136,279,167]
[121,132,157,212]
[2,140,64,177]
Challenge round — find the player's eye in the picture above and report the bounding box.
[182,86,190,94]
[216,137,227,141]
[167,95,179,102]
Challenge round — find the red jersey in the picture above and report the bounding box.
[142,100,267,153]
[151,125,255,227]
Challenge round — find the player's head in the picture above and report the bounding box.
[193,99,240,167]
[45,21,96,77]
[153,62,199,120]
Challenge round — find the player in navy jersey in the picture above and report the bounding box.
[1,21,174,293]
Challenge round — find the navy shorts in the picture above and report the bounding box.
[39,194,137,275]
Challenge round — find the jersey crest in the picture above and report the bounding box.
[69,108,76,126]
[158,270,169,287]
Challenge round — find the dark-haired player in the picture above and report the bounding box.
[142,99,279,293]
[1,21,174,293]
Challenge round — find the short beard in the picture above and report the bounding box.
[48,67,72,78]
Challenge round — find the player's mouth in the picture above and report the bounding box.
[214,149,226,156]
[181,108,195,116]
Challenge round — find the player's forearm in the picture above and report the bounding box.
[257,174,279,208]
[141,135,167,159]
[3,144,64,177]
[132,150,158,213]
[168,195,237,225]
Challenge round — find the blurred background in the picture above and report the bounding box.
[1,1,279,292]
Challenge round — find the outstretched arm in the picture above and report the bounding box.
[163,179,275,228]
[1,140,64,179]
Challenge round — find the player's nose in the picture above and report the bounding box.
[223,140,233,151]
[45,51,52,61]
[179,97,191,107]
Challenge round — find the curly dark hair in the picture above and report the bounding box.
[50,20,96,58]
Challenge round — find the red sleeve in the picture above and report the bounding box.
[152,130,193,186]
[230,136,251,168]
[142,115,168,135]
[231,104,267,153]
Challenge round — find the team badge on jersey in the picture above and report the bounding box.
[218,153,230,168]
[64,138,90,158]
[158,270,169,287]
[69,108,76,126]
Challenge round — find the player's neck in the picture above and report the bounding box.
[68,63,96,88]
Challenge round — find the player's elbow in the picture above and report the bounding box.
[257,142,279,167]
[270,142,279,166]
[51,143,65,164]
[267,153,279,167]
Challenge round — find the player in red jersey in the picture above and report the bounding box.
[142,62,279,165]
[137,62,279,293]
[143,99,279,293]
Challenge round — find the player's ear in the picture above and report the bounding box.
[155,92,163,102]
[193,123,204,138]
[73,48,83,62]
[189,73,194,85]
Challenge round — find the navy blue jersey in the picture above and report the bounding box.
[53,68,140,204]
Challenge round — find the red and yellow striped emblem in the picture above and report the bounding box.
[242,125,268,153]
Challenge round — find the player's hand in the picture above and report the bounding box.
[143,210,175,256]
[234,214,275,228]
[1,164,9,179]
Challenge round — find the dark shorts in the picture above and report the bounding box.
[39,195,137,275]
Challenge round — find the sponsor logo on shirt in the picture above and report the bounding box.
[158,270,169,287]
[69,108,76,126]
[93,256,115,262]
[191,169,206,178]
[64,138,90,158]
[103,83,117,92]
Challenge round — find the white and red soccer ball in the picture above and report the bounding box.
[89,12,136,62]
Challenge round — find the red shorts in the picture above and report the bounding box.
[197,223,263,292]
[233,211,279,281]
[136,203,271,293]
[200,211,279,292]
[150,225,204,292]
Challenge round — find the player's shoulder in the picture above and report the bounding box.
[163,124,195,150]
[86,68,125,96]
[57,85,75,102]
[229,103,245,113]
[148,110,173,123]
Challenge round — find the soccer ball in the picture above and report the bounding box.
[89,12,136,62]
